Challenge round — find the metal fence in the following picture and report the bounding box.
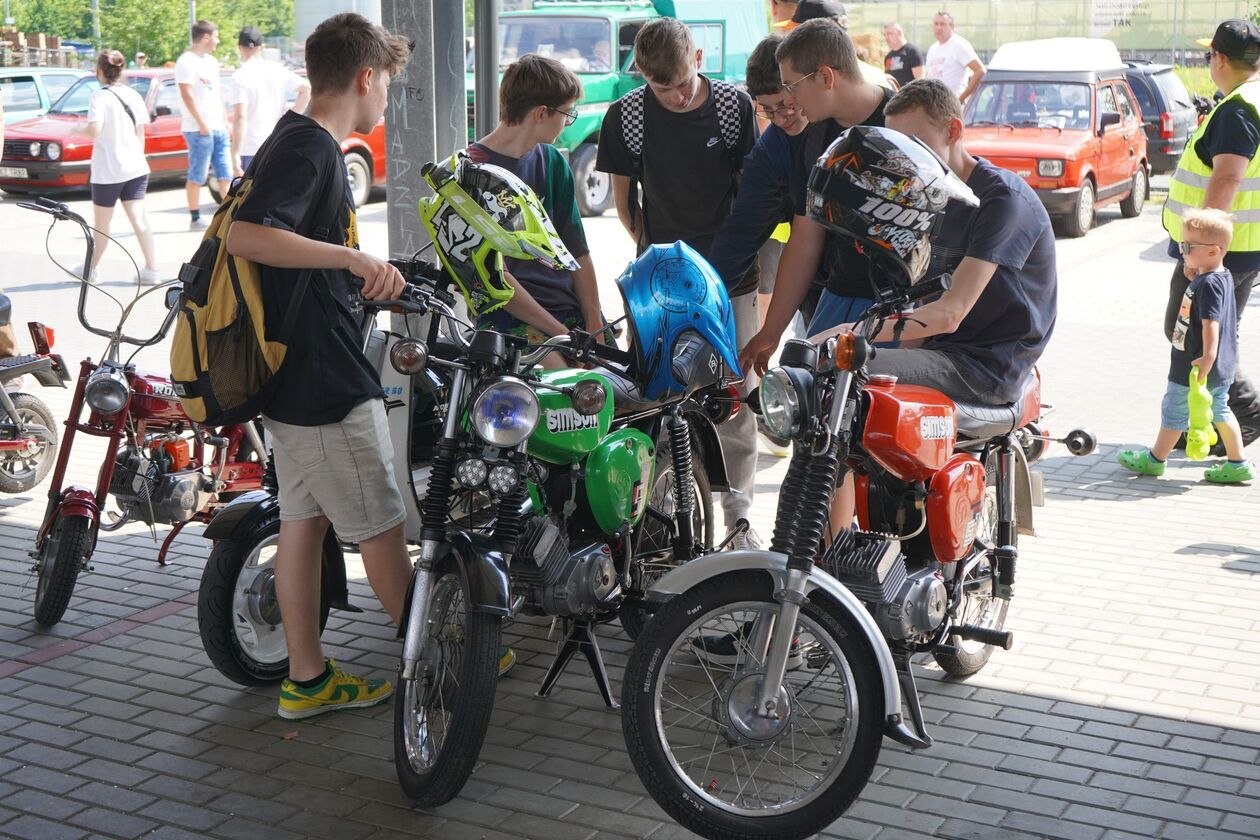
[845,0,1252,64]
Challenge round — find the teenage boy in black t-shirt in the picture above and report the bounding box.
[741,19,892,376]
[595,17,762,547]
[227,13,413,720]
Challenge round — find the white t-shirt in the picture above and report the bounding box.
[87,84,150,184]
[174,50,226,133]
[925,34,980,96]
[230,58,306,157]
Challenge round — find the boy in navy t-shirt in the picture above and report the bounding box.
[1120,208,1254,483]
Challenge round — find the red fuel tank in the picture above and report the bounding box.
[861,376,956,482]
[926,452,986,563]
[129,371,189,423]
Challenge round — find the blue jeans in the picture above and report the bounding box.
[1161,380,1233,431]
[806,290,875,337]
[184,130,231,185]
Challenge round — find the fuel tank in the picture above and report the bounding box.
[129,371,189,424]
[861,375,956,482]
[527,370,614,465]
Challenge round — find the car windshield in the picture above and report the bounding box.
[49,77,100,114]
[967,81,1093,130]
[495,17,615,73]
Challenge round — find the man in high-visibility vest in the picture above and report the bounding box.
[1163,18,1260,446]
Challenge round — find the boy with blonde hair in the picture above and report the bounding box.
[1119,208,1254,482]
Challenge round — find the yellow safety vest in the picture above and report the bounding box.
[1164,79,1260,252]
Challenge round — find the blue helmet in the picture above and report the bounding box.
[616,242,742,400]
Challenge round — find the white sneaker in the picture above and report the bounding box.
[73,264,98,284]
[189,216,209,231]
[728,527,762,552]
[138,267,161,285]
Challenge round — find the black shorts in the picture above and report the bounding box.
[90,174,148,207]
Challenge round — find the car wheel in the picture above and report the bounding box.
[571,143,612,217]
[345,151,372,208]
[1062,178,1095,238]
[1120,166,1147,218]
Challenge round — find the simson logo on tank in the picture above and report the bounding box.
[546,408,600,433]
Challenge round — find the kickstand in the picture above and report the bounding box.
[537,617,619,709]
[892,652,934,748]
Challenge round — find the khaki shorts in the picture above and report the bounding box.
[263,398,406,544]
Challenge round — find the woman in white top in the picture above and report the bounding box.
[72,50,158,284]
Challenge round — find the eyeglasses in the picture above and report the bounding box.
[782,70,818,95]
[758,101,801,120]
[550,106,578,126]
[1179,241,1215,254]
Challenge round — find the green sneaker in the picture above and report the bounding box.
[498,646,516,677]
[277,659,393,720]
[1204,460,1255,484]
[1117,449,1165,476]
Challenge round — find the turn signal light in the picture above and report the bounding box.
[833,332,858,370]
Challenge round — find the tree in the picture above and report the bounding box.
[12,0,92,41]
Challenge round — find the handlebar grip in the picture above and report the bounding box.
[907,273,951,305]
[35,196,60,209]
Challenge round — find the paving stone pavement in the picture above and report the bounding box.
[0,192,1258,839]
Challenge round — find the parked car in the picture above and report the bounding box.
[1122,60,1198,174]
[0,69,385,206]
[467,0,770,216]
[0,67,90,125]
[963,38,1150,238]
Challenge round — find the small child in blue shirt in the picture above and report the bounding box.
[1118,207,1254,483]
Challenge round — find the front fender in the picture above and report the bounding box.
[202,490,277,542]
[646,550,905,728]
[444,531,511,617]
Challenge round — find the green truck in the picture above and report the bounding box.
[468,0,770,216]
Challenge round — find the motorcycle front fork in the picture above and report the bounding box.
[752,567,811,720]
[399,541,438,682]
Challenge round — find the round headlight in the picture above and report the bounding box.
[759,369,802,440]
[487,464,520,496]
[455,458,488,488]
[472,378,539,448]
[28,142,41,157]
[46,142,61,161]
[85,365,130,415]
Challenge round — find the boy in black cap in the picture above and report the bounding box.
[230,24,310,176]
[1161,18,1260,448]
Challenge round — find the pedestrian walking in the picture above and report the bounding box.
[1163,18,1260,448]
[177,19,230,230]
[924,11,985,102]
[230,26,310,176]
[883,22,924,87]
[71,49,158,285]
[595,17,762,548]
[132,52,147,69]
[1120,209,1254,482]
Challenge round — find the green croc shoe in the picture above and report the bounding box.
[1117,449,1165,476]
[1204,460,1255,484]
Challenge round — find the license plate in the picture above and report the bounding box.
[0,167,29,179]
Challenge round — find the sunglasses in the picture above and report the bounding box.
[1179,241,1216,254]
[1204,49,1216,64]
[549,106,578,126]
[782,70,818,95]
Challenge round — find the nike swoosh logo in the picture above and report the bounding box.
[707,137,720,147]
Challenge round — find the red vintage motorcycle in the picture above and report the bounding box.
[0,295,68,494]
[20,198,265,626]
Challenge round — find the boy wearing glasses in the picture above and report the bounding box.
[469,54,603,352]
[1120,209,1254,482]
[596,17,761,548]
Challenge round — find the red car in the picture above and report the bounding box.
[0,69,385,206]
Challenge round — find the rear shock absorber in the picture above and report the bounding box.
[786,437,841,570]
[769,445,811,555]
[667,410,695,560]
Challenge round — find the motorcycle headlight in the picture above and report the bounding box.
[85,364,129,415]
[46,142,61,161]
[456,458,488,488]
[1037,159,1064,177]
[472,378,539,448]
[487,464,520,495]
[759,368,805,440]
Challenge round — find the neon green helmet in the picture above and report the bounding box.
[419,151,579,316]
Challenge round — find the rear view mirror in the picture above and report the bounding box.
[1098,111,1121,134]
[0,293,10,327]
[164,286,181,310]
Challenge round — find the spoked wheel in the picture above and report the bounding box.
[197,517,335,686]
[620,445,714,640]
[934,456,1011,677]
[33,514,92,626]
[0,393,58,494]
[622,571,884,840]
[394,555,501,807]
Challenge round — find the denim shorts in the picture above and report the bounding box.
[183,130,231,184]
[90,174,148,207]
[1161,380,1233,431]
[806,290,875,337]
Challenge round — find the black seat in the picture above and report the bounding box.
[953,400,1021,439]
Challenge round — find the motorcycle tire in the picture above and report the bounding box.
[934,457,1012,677]
[395,554,501,807]
[622,570,884,840]
[33,514,92,627]
[197,516,335,686]
[620,443,715,641]
[0,392,59,494]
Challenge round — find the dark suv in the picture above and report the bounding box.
[1123,61,1198,174]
